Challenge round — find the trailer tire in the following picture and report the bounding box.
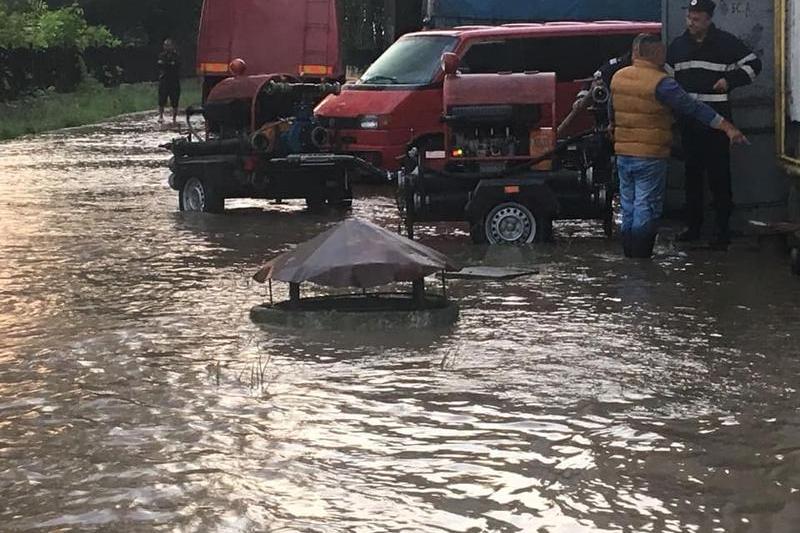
[180,177,225,213]
[483,202,538,245]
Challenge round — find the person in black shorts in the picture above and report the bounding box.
[158,39,181,124]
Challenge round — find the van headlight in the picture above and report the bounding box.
[359,115,389,130]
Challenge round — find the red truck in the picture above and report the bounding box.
[196,0,342,96]
[315,22,661,172]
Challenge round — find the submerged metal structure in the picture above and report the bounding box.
[250,218,460,329]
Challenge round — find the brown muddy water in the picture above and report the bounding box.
[1,113,800,533]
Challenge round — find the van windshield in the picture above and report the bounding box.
[358,35,457,86]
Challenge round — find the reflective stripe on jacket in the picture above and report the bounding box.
[666,25,762,118]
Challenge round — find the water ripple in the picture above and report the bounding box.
[1,113,800,532]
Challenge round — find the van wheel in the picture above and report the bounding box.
[180,177,224,213]
[484,202,537,245]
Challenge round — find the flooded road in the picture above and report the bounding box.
[2,113,800,532]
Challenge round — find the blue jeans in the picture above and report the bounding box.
[617,156,667,237]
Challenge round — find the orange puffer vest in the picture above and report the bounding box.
[611,60,673,158]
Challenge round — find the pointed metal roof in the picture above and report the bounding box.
[253,218,458,288]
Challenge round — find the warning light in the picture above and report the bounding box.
[229,58,247,76]
[451,148,464,158]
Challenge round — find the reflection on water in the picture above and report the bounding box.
[2,113,800,532]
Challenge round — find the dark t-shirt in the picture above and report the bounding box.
[158,50,181,86]
[597,53,632,87]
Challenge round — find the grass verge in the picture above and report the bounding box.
[0,78,202,140]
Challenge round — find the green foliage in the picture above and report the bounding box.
[46,0,203,47]
[0,78,202,139]
[0,1,118,50]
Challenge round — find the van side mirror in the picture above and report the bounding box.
[442,53,460,76]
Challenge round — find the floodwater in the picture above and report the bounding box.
[1,113,800,533]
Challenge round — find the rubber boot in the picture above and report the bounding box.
[630,231,657,259]
[622,231,633,258]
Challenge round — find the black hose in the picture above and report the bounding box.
[172,138,246,157]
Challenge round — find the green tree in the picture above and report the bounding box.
[0,0,117,50]
[45,0,202,47]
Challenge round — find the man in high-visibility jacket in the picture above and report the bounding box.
[610,34,748,259]
[667,0,762,248]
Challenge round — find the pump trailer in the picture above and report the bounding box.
[166,71,385,213]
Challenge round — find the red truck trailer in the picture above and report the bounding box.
[196,0,343,96]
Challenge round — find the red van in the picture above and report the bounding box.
[196,0,342,95]
[315,21,661,171]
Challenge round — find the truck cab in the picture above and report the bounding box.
[315,22,661,172]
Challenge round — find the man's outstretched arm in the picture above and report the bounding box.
[656,77,749,145]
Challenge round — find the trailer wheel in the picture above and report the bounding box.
[484,202,538,245]
[180,177,224,213]
[791,248,800,276]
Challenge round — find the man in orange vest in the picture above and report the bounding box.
[610,34,748,258]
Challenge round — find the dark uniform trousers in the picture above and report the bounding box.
[667,24,762,238]
[682,121,733,234]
